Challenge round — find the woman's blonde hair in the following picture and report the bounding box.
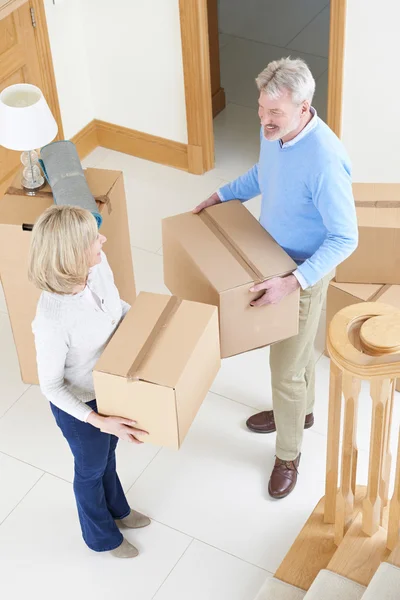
[28,205,98,294]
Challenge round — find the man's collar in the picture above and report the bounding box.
[280,107,318,148]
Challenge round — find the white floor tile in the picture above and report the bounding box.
[211,311,327,413]
[82,146,112,169]
[128,392,326,572]
[0,314,30,418]
[287,6,330,58]
[213,103,260,182]
[0,473,192,600]
[212,346,271,411]
[219,33,235,50]
[218,0,329,48]
[96,150,225,253]
[0,452,43,524]
[132,246,170,296]
[0,279,6,313]
[0,385,161,490]
[154,540,268,600]
[220,37,328,110]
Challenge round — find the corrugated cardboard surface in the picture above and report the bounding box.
[163,201,299,358]
[94,292,221,449]
[326,281,383,340]
[0,169,136,384]
[336,183,400,284]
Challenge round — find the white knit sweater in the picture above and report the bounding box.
[32,251,130,421]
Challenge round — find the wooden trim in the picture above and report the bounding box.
[0,1,64,139]
[187,144,204,175]
[70,120,98,160]
[30,0,64,140]
[327,0,347,137]
[328,510,391,587]
[212,87,226,118]
[95,120,189,171]
[179,0,214,174]
[0,0,27,20]
[388,542,400,568]
[275,487,366,591]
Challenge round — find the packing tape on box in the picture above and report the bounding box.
[39,140,103,228]
[127,295,182,382]
[199,210,265,282]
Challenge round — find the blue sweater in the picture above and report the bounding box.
[218,117,358,288]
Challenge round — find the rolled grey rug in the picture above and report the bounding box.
[39,140,102,228]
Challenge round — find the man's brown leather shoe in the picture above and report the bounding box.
[246,410,314,434]
[268,454,301,499]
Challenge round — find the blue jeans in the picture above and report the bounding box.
[50,400,130,552]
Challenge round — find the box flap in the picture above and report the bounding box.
[0,168,121,226]
[84,168,121,199]
[353,183,400,207]
[356,205,400,228]
[162,201,296,292]
[205,200,296,278]
[378,285,400,309]
[330,281,383,301]
[94,291,218,388]
[353,183,400,228]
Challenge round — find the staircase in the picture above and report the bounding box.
[256,563,400,599]
[254,302,400,599]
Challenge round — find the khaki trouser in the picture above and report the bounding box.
[269,272,333,461]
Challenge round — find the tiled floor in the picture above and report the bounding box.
[0,5,396,600]
[2,141,399,599]
[219,0,330,121]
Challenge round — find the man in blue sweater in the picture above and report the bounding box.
[194,57,358,499]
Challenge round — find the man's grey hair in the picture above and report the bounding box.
[256,57,316,104]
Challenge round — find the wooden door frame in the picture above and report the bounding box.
[179,0,347,175]
[0,0,64,139]
[327,0,347,137]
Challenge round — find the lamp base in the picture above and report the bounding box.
[21,150,46,193]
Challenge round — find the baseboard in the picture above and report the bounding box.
[71,120,99,160]
[212,87,226,118]
[95,120,190,172]
[69,119,203,173]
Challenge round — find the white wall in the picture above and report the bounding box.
[44,0,188,144]
[81,0,188,144]
[341,1,398,182]
[43,0,93,140]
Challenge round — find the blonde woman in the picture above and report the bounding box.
[29,205,149,558]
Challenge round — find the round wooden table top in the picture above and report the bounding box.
[360,314,400,355]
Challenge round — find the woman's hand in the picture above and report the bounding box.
[87,411,148,444]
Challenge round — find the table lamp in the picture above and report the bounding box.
[0,83,58,192]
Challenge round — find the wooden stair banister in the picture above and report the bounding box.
[388,426,400,550]
[325,302,400,546]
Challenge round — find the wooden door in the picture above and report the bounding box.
[0,0,63,190]
[207,0,225,117]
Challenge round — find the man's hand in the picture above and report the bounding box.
[249,274,300,307]
[193,192,221,214]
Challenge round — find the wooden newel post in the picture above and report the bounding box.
[325,302,400,547]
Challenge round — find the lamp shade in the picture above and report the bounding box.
[0,83,58,151]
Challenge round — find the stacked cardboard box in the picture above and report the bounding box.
[327,183,400,390]
[336,183,400,285]
[0,169,136,384]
